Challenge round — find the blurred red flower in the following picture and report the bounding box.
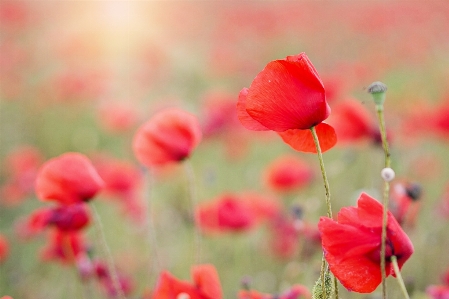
[389,181,422,227]
[426,285,449,299]
[318,192,414,293]
[35,153,104,205]
[237,53,337,153]
[93,260,134,297]
[41,229,86,264]
[152,264,223,299]
[327,99,380,145]
[263,155,314,192]
[97,102,139,134]
[0,146,43,206]
[195,193,280,233]
[0,234,9,263]
[133,108,202,167]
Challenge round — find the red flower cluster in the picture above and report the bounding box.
[133,108,202,167]
[318,193,414,293]
[237,53,337,153]
[152,264,222,299]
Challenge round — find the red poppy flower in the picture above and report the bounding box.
[132,108,202,167]
[152,264,223,299]
[41,229,86,264]
[318,193,414,293]
[35,153,104,205]
[0,234,9,263]
[97,102,139,133]
[390,181,422,227]
[263,155,314,192]
[237,53,337,153]
[47,203,91,231]
[195,192,280,234]
[93,260,134,297]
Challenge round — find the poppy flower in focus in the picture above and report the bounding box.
[263,155,314,192]
[318,192,414,293]
[133,108,202,167]
[0,234,9,263]
[152,264,223,299]
[237,53,337,153]
[35,152,104,205]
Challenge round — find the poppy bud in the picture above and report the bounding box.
[367,81,387,108]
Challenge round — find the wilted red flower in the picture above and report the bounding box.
[48,203,91,231]
[133,108,202,167]
[237,53,337,153]
[152,264,223,299]
[0,234,9,263]
[195,192,280,233]
[263,155,314,192]
[318,192,414,293]
[35,153,104,205]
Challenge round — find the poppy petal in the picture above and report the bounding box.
[245,53,329,131]
[278,123,337,153]
[236,88,269,131]
[192,264,223,299]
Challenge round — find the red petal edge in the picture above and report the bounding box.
[278,123,337,153]
[237,88,269,131]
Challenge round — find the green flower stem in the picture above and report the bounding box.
[391,256,411,299]
[143,170,162,285]
[184,160,202,265]
[310,126,338,299]
[92,203,127,299]
[376,105,391,299]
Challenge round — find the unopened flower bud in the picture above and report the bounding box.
[381,168,395,182]
[367,81,387,107]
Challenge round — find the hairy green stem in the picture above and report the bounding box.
[376,105,391,299]
[310,126,338,299]
[391,256,411,299]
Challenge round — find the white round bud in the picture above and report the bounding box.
[381,167,395,182]
[177,293,190,299]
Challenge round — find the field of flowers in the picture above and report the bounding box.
[1,1,449,299]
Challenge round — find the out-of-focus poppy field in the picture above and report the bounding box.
[1,1,449,299]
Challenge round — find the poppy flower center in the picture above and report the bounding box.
[367,239,395,263]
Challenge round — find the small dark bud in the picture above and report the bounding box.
[405,182,422,201]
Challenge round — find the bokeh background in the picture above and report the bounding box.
[1,1,449,298]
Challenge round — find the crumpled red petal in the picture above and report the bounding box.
[192,264,223,299]
[278,123,337,153]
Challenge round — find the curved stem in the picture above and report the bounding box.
[376,105,391,299]
[391,256,411,299]
[184,160,202,265]
[92,203,127,299]
[310,126,338,299]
